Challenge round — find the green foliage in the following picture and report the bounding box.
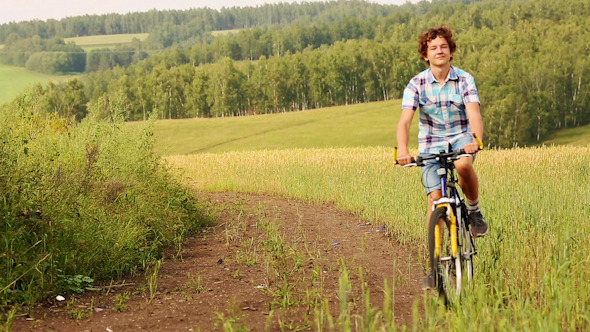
[56,275,94,294]
[0,36,85,74]
[114,291,131,312]
[25,51,83,74]
[80,0,590,148]
[10,80,89,120]
[87,39,419,121]
[85,44,148,72]
[0,92,210,306]
[0,1,399,43]
[4,0,590,147]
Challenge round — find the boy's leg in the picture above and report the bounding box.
[454,157,488,237]
[454,156,478,201]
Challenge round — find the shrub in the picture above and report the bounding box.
[0,91,210,305]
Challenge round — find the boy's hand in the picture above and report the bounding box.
[396,152,413,165]
[464,141,480,154]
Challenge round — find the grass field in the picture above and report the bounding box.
[0,64,77,105]
[210,29,244,36]
[149,100,418,155]
[64,33,149,49]
[156,99,590,329]
[148,100,589,156]
[539,123,590,146]
[166,145,590,330]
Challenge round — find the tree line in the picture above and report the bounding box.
[83,39,420,121]
[0,6,406,74]
[0,1,406,74]
[0,0,400,43]
[0,35,85,74]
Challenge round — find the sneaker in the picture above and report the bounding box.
[469,210,488,238]
[422,273,436,290]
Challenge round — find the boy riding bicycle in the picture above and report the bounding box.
[395,25,488,289]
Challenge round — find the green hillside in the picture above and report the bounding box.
[3,0,589,149]
[150,99,590,156]
[0,64,76,105]
[149,100,418,155]
[538,123,590,147]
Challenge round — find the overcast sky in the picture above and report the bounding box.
[1,0,421,25]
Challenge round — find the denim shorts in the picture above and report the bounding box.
[421,135,475,195]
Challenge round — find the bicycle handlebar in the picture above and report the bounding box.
[394,133,483,167]
[402,150,474,167]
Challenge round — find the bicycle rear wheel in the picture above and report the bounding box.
[428,206,462,305]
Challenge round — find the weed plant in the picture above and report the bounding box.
[169,145,590,330]
[0,91,210,306]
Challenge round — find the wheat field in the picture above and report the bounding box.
[167,145,590,330]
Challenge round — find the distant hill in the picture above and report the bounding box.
[145,100,417,155]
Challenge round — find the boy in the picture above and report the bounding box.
[395,25,488,289]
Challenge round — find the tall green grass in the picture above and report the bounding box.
[0,92,209,306]
[167,145,590,330]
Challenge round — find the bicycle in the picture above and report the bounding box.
[394,135,483,305]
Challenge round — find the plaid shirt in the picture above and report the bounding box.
[402,66,480,154]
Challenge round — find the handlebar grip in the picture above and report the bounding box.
[394,147,416,165]
[473,133,484,150]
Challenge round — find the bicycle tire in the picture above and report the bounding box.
[428,206,462,305]
[461,226,474,283]
[459,204,474,284]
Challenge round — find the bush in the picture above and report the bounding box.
[25,51,86,74]
[0,91,210,305]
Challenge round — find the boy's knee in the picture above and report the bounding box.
[455,158,474,175]
[428,190,442,201]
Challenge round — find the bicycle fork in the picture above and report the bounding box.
[433,203,458,260]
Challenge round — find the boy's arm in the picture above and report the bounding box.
[396,109,415,165]
[465,102,483,153]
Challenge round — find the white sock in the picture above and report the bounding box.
[467,199,479,213]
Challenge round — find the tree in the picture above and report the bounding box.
[206,57,245,117]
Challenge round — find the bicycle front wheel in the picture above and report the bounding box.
[428,206,462,305]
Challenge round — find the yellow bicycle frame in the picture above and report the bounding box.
[434,203,457,259]
[395,136,478,261]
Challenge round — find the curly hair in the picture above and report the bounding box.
[418,25,456,64]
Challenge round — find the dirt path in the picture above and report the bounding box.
[12,192,424,331]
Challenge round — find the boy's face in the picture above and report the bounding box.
[424,36,453,67]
